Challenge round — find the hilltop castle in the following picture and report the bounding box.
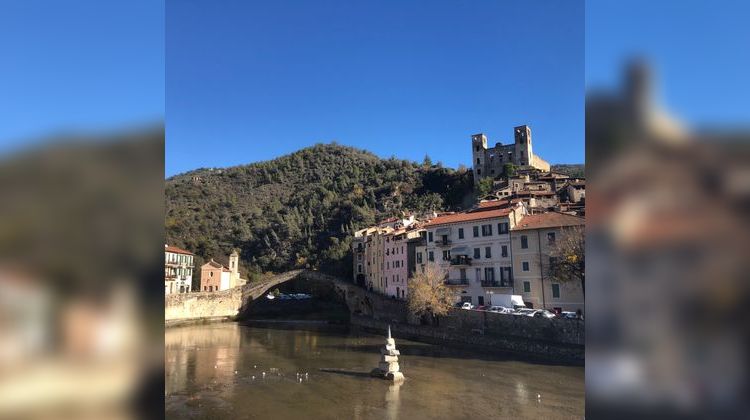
[471,125,550,185]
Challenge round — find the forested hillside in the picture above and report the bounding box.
[165,143,473,280]
[551,164,585,178]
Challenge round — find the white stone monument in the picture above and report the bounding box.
[371,325,405,382]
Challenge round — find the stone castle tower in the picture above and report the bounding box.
[471,125,550,185]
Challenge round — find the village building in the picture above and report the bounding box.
[510,212,584,313]
[165,244,194,295]
[424,203,526,306]
[200,250,246,292]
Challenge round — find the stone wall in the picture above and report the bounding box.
[165,288,242,325]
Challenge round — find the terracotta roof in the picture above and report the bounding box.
[202,259,231,272]
[165,245,193,255]
[426,208,512,227]
[475,198,521,209]
[513,212,584,231]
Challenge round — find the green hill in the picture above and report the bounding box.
[551,164,585,178]
[165,143,473,280]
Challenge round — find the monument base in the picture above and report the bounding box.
[370,368,405,382]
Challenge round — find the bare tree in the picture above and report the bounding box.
[407,263,456,317]
[548,225,585,296]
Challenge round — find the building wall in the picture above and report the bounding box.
[425,216,516,307]
[510,227,584,313]
[382,233,408,299]
[200,265,223,292]
[165,250,194,294]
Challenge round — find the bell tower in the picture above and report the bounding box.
[229,250,239,286]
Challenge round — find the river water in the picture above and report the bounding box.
[165,322,584,419]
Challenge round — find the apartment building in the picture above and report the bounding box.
[383,230,408,299]
[424,203,525,306]
[165,244,194,294]
[510,212,584,313]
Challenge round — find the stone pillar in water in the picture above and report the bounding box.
[372,325,405,381]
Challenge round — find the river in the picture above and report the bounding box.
[165,322,584,419]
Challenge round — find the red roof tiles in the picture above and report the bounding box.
[426,208,513,227]
[513,212,584,231]
[165,245,193,255]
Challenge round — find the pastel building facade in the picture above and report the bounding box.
[200,250,246,292]
[424,203,526,306]
[165,245,194,295]
[510,212,584,313]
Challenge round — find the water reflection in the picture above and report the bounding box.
[165,323,584,419]
[386,381,402,420]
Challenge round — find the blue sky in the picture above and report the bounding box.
[0,1,164,153]
[166,0,584,176]
[586,0,750,127]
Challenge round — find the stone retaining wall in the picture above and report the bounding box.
[165,288,242,324]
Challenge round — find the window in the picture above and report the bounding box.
[475,268,481,282]
[498,222,509,234]
[428,251,434,262]
[485,247,492,258]
[473,248,480,259]
[458,228,464,239]
[549,256,558,266]
[547,232,556,244]
[477,158,481,164]
[484,267,495,282]
[522,261,529,271]
[552,283,560,298]
[428,232,433,242]
[442,250,451,261]
[477,169,481,175]
[473,226,479,237]
[358,265,362,273]
[521,235,528,249]
[523,281,531,293]
[441,235,448,244]
[501,245,508,257]
[481,224,493,236]
[417,252,423,264]
[477,296,484,306]
[459,268,466,280]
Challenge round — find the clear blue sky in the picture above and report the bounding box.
[0,1,163,152]
[166,0,584,177]
[586,0,750,127]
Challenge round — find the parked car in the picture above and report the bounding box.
[532,310,557,319]
[454,302,464,308]
[476,305,489,311]
[488,306,514,314]
[461,302,474,310]
[561,311,579,319]
[513,308,537,316]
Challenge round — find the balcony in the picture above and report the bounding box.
[449,256,472,266]
[444,279,469,286]
[481,280,514,288]
[435,239,451,247]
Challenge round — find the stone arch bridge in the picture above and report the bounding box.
[165,269,403,324]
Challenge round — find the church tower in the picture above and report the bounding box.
[229,250,239,287]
